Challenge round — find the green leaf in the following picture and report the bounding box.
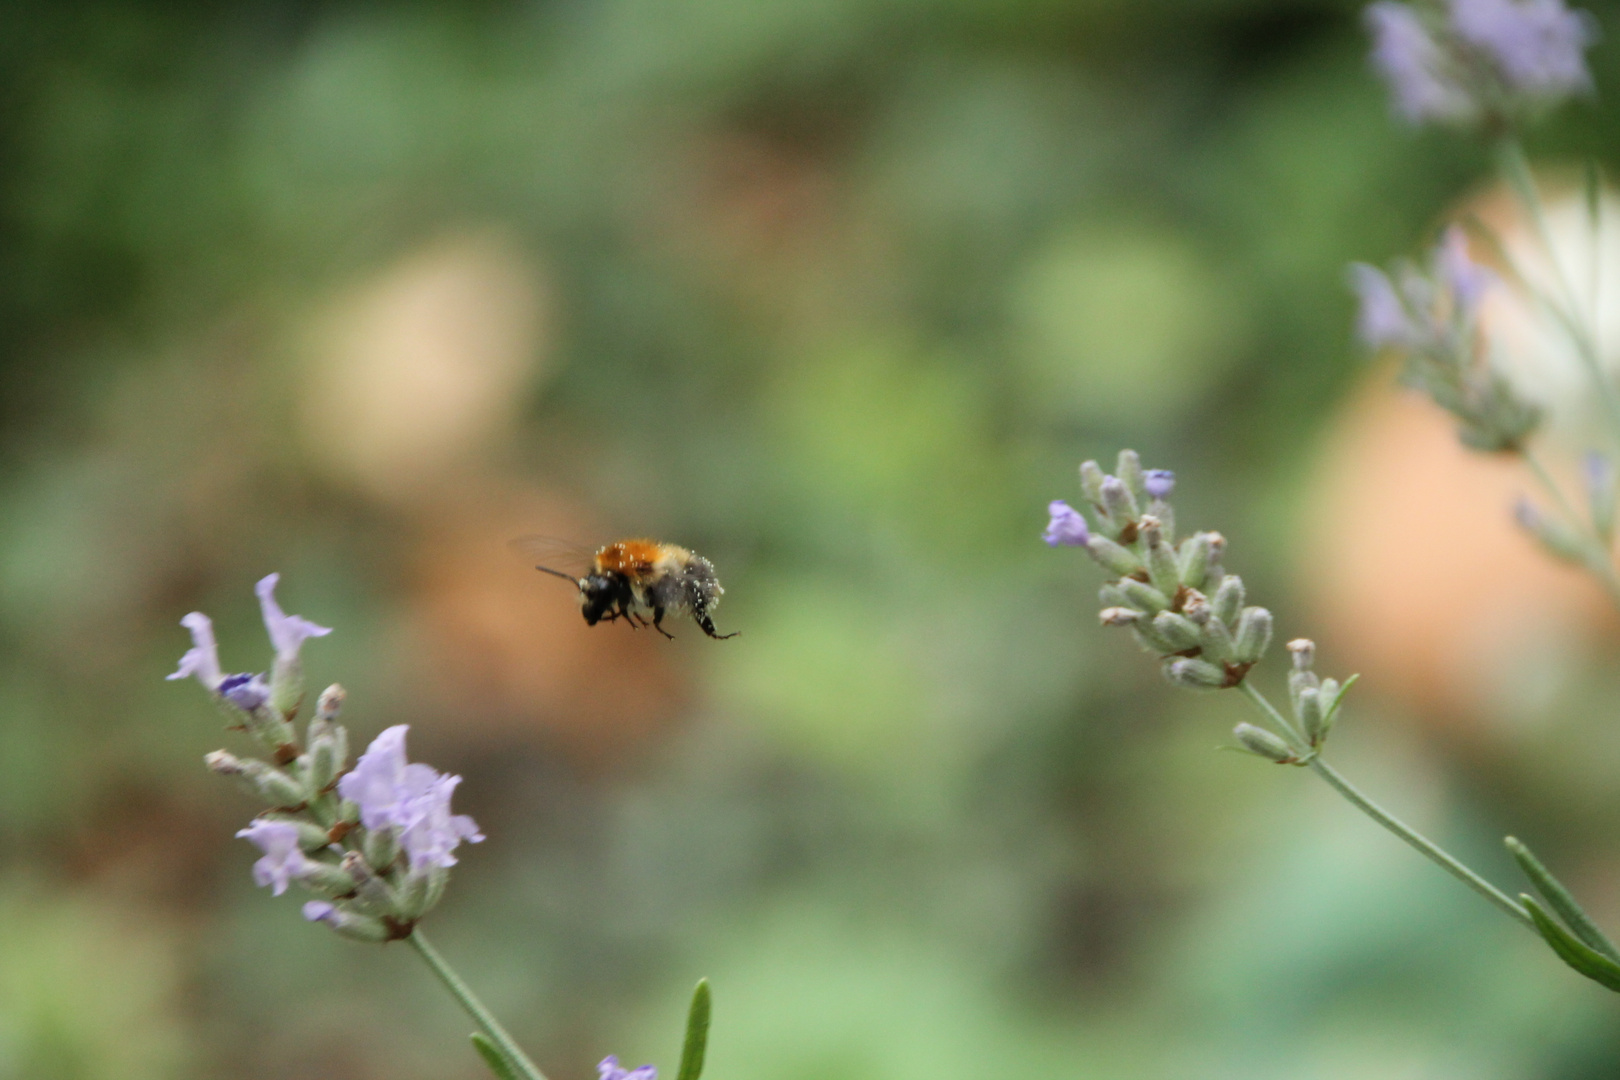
[471,1033,524,1080]
[675,979,711,1080]
[1320,673,1358,731]
[1523,896,1620,993]
[1506,836,1620,962]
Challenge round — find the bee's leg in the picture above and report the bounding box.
[695,610,739,640]
[650,607,676,639]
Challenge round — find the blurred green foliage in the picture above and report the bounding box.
[3,0,1620,1078]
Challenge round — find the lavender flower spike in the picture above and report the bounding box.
[237,819,312,896]
[255,573,332,664]
[1144,470,1175,500]
[600,1057,658,1080]
[168,612,225,691]
[1044,500,1091,547]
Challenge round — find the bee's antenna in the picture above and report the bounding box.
[533,565,581,589]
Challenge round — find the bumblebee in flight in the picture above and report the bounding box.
[513,537,739,640]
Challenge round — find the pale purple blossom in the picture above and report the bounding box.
[237,819,312,896]
[303,900,336,923]
[169,612,226,691]
[337,725,483,871]
[1143,470,1175,500]
[1450,0,1594,97]
[599,1057,657,1080]
[255,573,332,665]
[1349,263,1416,348]
[1366,2,1473,122]
[1043,501,1091,547]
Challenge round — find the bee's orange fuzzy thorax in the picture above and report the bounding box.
[595,539,665,578]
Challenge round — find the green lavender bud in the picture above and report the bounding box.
[304,901,393,943]
[1132,624,1180,654]
[1117,578,1171,614]
[299,858,359,898]
[1297,686,1325,745]
[1177,533,1215,590]
[1164,657,1227,690]
[340,852,400,917]
[1151,610,1202,652]
[1141,517,1181,595]
[1204,532,1227,584]
[1086,536,1142,577]
[208,752,306,808]
[364,825,401,872]
[1100,476,1139,527]
[1099,607,1143,627]
[1233,723,1297,763]
[1314,677,1345,743]
[306,720,348,794]
[1211,575,1245,627]
[315,683,345,723]
[1232,606,1273,664]
[1080,460,1107,507]
[396,866,450,921]
[1099,583,1131,608]
[1287,638,1316,672]
[1116,449,1147,506]
[1287,668,1320,717]
[1196,611,1238,663]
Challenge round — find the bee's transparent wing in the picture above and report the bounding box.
[508,535,597,580]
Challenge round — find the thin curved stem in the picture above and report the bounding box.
[1240,683,1533,931]
[411,928,549,1080]
[1520,447,1620,607]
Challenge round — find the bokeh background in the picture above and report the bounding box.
[6,0,1620,1076]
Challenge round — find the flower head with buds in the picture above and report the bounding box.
[1349,227,1539,452]
[1048,450,1264,690]
[173,576,481,941]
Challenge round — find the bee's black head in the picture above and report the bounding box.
[578,573,625,626]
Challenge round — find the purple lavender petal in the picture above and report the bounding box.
[599,1058,656,1080]
[338,724,412,830]
[1365,2,1473,122]
[168,612,225,691]
[1043,500,1091,547]
[1348,263,1415,348]
[219,672,271,711]
[401,773,485,871]
[1143,470,1175,500]
[303,900,337,923]
[255,573,332,665]
[341,725,483,868]
[237,820,312,897]
[1450,0,1594,97]
[1436,226,1493,314]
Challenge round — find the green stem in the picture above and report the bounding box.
[410,929,549,1080]
[1240,683,1533,931]
[1520,447,1620,607]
